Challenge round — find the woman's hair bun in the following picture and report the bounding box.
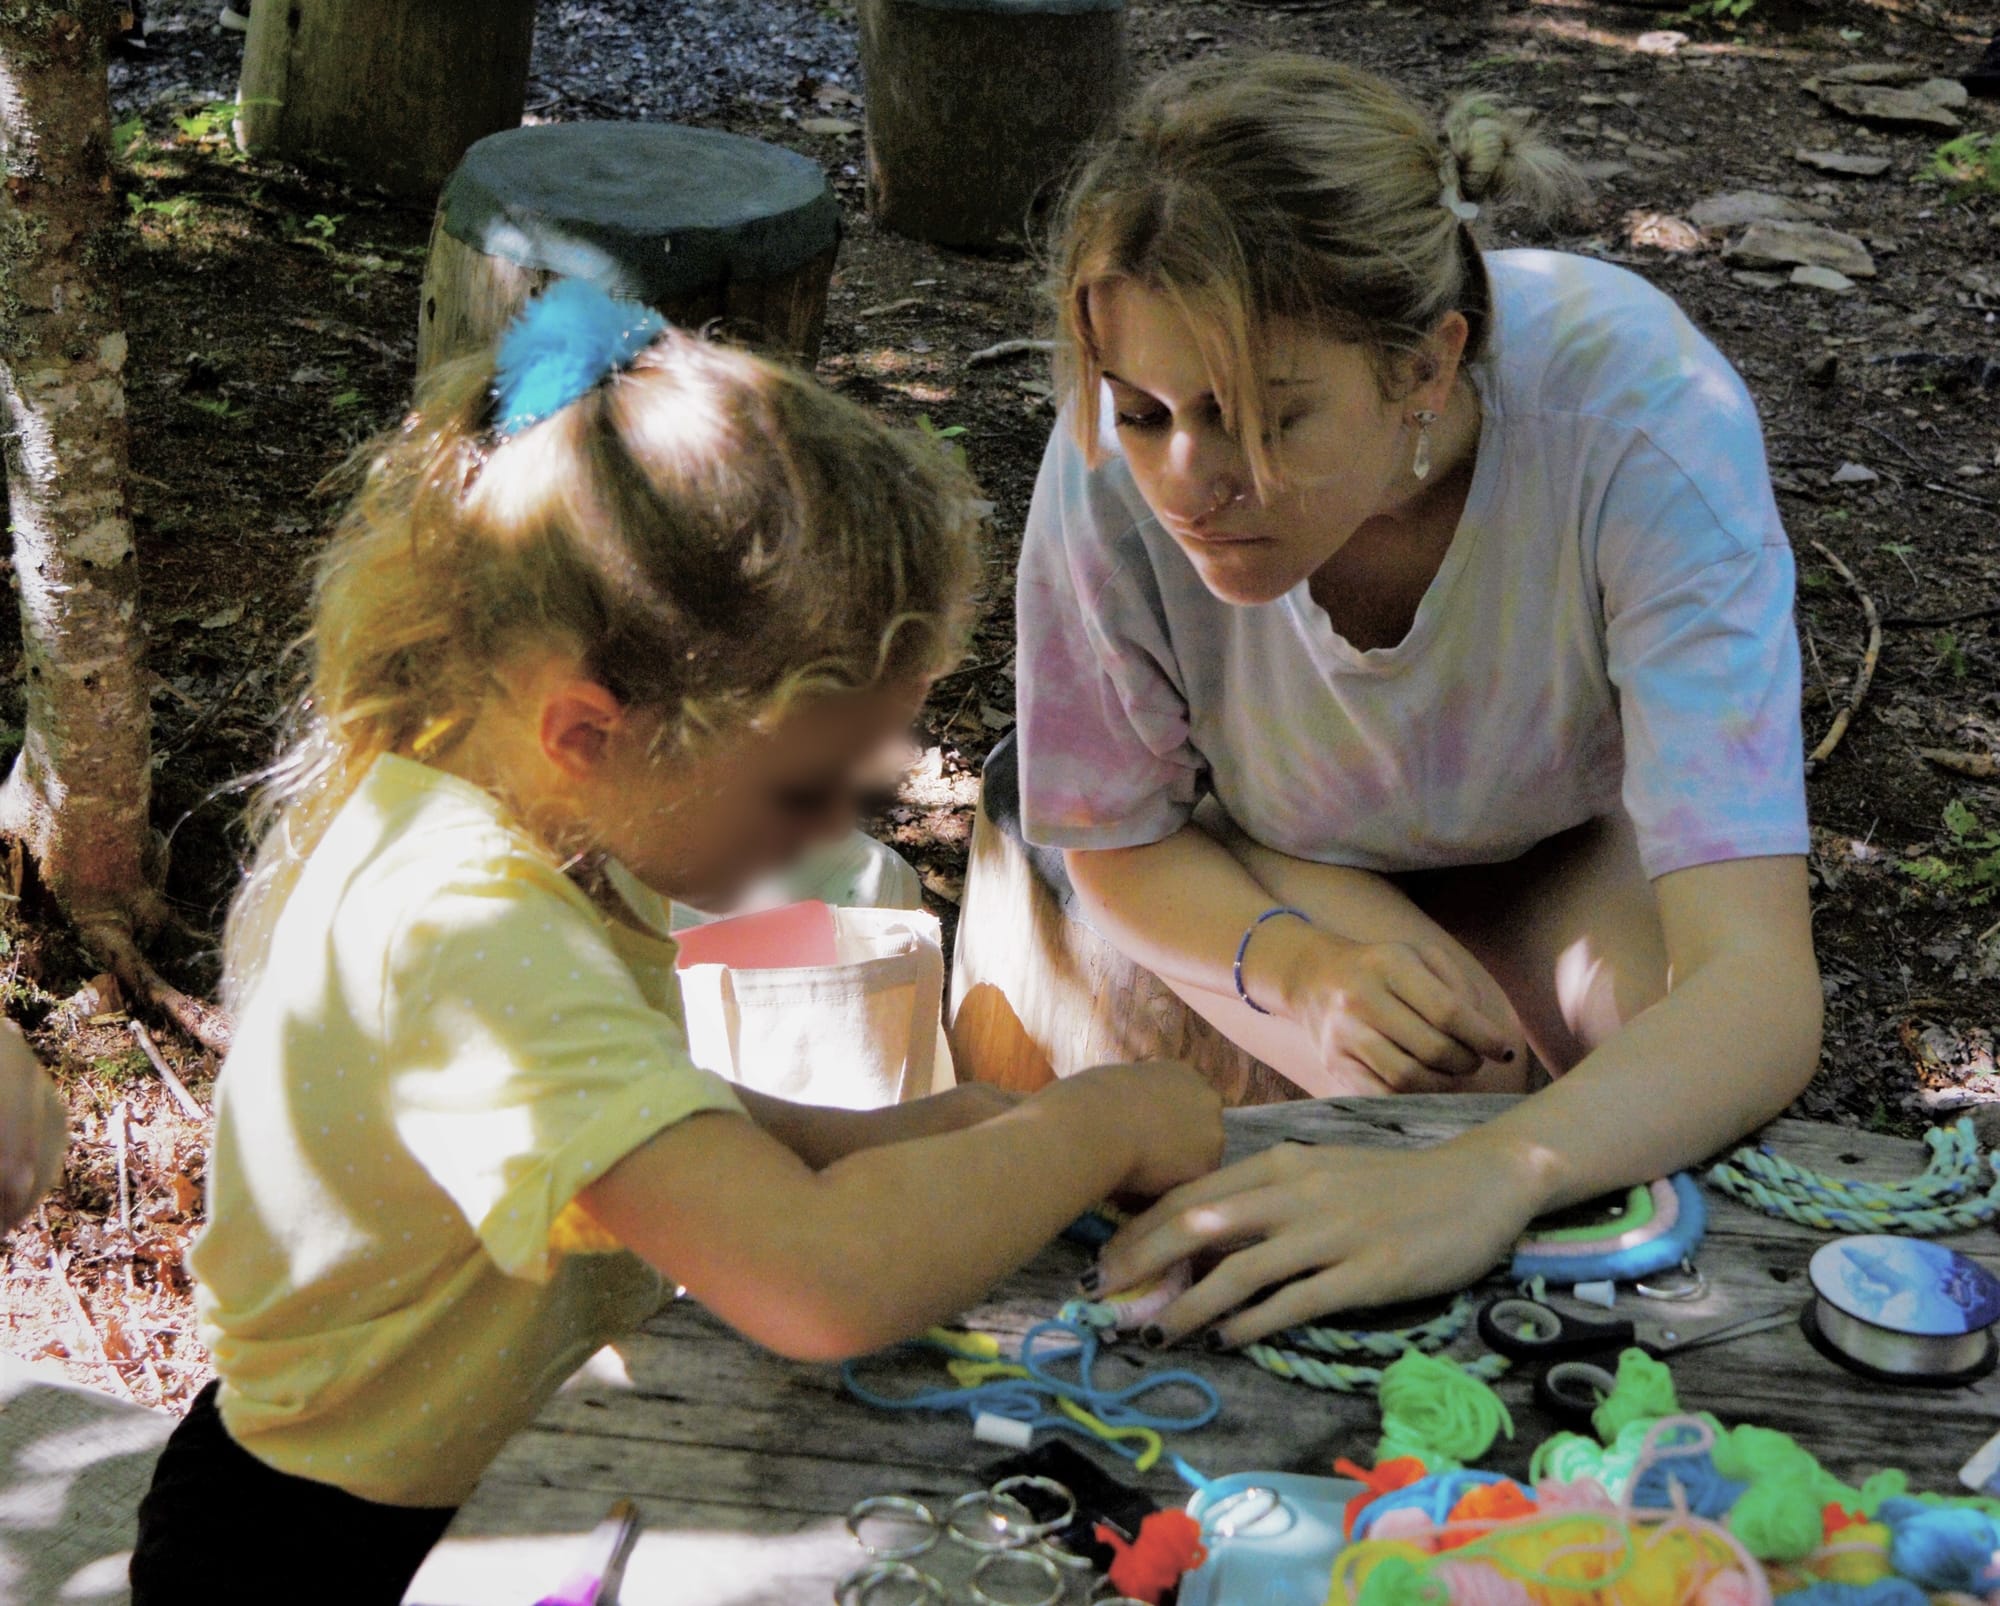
[1440,94,1585,223]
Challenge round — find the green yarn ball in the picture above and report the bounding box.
[1375,1350,1515,1467]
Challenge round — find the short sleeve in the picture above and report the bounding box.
[1598,433,1810,879]
[1015,417,1204,850]
[383,857,746,1282]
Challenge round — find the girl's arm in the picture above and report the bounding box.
[733,1082,1021,1170]
[1,1021,67,1233]
[1092,854,1822,1344]
[576,1061,1224,1362]
[1066,825,1523,1090]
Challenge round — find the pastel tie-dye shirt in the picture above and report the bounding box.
[1016,249,1809,880]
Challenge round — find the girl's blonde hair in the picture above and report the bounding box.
[1048,54,1584,495]
[225,327,981,1003]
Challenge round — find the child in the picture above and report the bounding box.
[1,1020,66,1234]
[130,282,1224,1603]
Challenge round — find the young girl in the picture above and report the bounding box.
[130,283,1223,1603]
[1011,57,1821,1343]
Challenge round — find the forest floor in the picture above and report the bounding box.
[1,0,1996,1411]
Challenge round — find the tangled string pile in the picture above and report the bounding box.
[1706,1118,2000,1235]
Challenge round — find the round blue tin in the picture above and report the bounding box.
[1807,1235,2000,1381]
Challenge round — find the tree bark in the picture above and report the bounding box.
[0,3,156,939]
[237,0,537,201]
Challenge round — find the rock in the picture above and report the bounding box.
[1820,61,1930,84]
[1624,209,1703,252]
[1792,264,1859,294]
[1731,269,1787,290]
[1794,148,1893,177]
[1806,352,1839,385]
[1810,80,1963,132]
[1634,29,1687,54]
[1579,159,1633,183]
[1830,460,1879,483]
[1688,189,1832,229]
[1725,219,1876,278]
[1920,78,1971,109]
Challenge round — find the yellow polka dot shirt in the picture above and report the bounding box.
[191,755,746,1506]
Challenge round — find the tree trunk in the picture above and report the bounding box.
[237,0,537,201]
[0,2,154,934]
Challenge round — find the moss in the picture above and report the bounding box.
[0,4,121,71]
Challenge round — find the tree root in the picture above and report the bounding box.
[83,920,234,1057]
[1805,541,1881,778]
[1919,748,2000,782]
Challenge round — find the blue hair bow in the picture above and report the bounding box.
[492,278,669,437]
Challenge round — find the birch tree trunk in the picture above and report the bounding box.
[0,6,157,941]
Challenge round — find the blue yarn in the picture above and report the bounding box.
[1770,1584,1927,1606]
[840,1318,1221,1487]
[1878,1497,2000,1592]
[1630,1449,1746,1520]
[1348,1470,1514,1540]
[492,278,668,436]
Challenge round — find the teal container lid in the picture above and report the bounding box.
[441,123,840,305]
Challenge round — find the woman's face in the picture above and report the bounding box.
[1086,279,1418,606]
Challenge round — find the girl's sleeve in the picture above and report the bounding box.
[1597,428,1810,881]
[1014,422,1205,850]
[384,860,746,1283]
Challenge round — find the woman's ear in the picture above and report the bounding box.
[1411,312,1472,414]
[538,678,627,780]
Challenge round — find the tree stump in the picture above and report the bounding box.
[237,0,536,201]
[858,0,1127,250]
[418,123,841,376]
[946,740,1300,1106]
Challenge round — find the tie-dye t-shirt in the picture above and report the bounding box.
[1015,249,1808,880]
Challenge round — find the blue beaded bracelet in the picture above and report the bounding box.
[1233,906,1312,1016]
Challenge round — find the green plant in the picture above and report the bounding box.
[305,212,344,241]
[915,414,970,471]
[1932,629,1970,679]
[184,395,244,421]
[329,389,362,409]
[173,99,237,145]
[111,114,146,155]
[126,192,196,224]
[1928,134,2000,198]
[1903,800,2000,905]
[1682,0,1756,22]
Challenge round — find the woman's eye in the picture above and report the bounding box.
[1113,407,1169,432]
[1265,411,1311,442]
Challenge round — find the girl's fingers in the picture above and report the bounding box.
[1413,944,1522,1061]
[1153,1229,1343,1342]
[1368,992,1483,1077]
[1348,1028,1467,1095]
[1210,1256,1387,1349]
[1095,1179,1296,1298]
[1106,1143,1304,1257]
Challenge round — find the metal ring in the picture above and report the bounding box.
[834,1559,945,1605]
[844,1494,939,1561]
[1203,1484,1284,1539]
[969,1547,1063,1606]
[1036,1533,1095,1571]
[987,1475,1076,1543]
[1636,1262,1710,1303]
[946,1489,1036,1552]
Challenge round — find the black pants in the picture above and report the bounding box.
[132,1381,457,1606]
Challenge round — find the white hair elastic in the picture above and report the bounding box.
[1438,181,1480,224]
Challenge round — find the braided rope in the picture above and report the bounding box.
[1242,1344,1511,1393]
[1706,1117,2000,1234]
[1282,1292,1478,1359]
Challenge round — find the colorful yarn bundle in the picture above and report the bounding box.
[1325,1347,2000,1606]
[1375,1349,1516,1468]
[1242,1294,1514,1395]
[1706,1118,2000,1236]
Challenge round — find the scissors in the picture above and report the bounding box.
[1477,1295,1795,1427]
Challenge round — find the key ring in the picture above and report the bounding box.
[987,1475,1076,1543]
[834,1559,945,1604]
[969,1547,1063,1606]
[947,1489,1036,1552]
[845,1494,940,1560]
[1203,1484,1284,1539]
[1037,1533,1094,1571]
[1636,1261,1709,1303]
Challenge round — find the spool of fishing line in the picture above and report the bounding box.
[1803,1235,2000,1385]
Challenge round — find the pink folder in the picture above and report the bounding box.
[671,899,839,971]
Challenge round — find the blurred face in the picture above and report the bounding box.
[589,676,930,911]
[1087,279,1419,606]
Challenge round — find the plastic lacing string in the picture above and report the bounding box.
[1706,1117,2000,1234]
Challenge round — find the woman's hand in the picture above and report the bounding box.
[1089,1136,1543,1346]
[1270,927,1524,1091]
[1,1021,66,1234]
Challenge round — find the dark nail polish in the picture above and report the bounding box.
[1502,1048,1518,1063]
[1202,1330,1233,1354]
[1139,1324,1167,1350]
[1078,1267,1102,1296]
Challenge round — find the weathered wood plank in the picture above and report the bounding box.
[411,1099,2000,1606]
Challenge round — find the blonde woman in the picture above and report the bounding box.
[1014,56,1822,1343]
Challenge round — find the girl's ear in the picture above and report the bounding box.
[538,678,627,779]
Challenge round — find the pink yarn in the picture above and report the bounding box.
[1535,1478,1618,1514]
[1432,1559,1533,1606]
[1370,1507,1441,1550]
[1695,1568,1762,1606]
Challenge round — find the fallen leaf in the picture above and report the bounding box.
[1831,461,1880,484]
[799,117,861,137]
[198,603,244,630]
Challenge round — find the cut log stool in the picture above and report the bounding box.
[858,0,1127,250]
[947,736,1301,1106]
[419,123,842,376]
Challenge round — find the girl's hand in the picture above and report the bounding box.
[1,1021,66,1233]
[1276,929,1523,1091]
[1090,1137,1542,1346]
[1064,1061,1226,1199]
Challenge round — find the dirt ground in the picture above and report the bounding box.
[1,0,1995,1410]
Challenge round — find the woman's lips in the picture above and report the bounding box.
[1164,518,1269,546]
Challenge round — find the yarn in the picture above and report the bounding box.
[1876,1498,2000,1593]
[1432,1558,1533,1605]
[1239,1294,1510,1394]
[1338,1456,1431,1539]
[1591,1350,1681,1444]
[1630,1451,1746,1521]
[1093,1510,1207,1604]
[1697,1569,1764,1606]
[492,279,668,436]
[1706,1117,2000,1235]
[1766,1583,1926,1606]
[1803,1522,1894,1587]
[1350,1472,1515,1543]
[1057,1261,1192,1336]
[1376,1350,1515,1467]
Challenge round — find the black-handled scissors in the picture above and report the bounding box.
[1478,1295,1795,1428]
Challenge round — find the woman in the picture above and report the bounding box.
[1013,56,1822,1344]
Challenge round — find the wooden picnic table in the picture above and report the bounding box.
[406,1095,2000,1605]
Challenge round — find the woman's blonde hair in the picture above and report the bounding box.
[224,326,981,1003]
[1048,53,1584,494]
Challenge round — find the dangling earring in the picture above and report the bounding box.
[1410,409,1439,482]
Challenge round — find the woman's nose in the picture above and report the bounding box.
[1159,427,1244,523]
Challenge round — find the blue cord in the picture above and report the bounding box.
[1234,906,1312,1016]
[840,1318,1221,1485]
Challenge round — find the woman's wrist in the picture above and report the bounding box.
[1238,914,1341,1021]
[1444,1118,1563,1220]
